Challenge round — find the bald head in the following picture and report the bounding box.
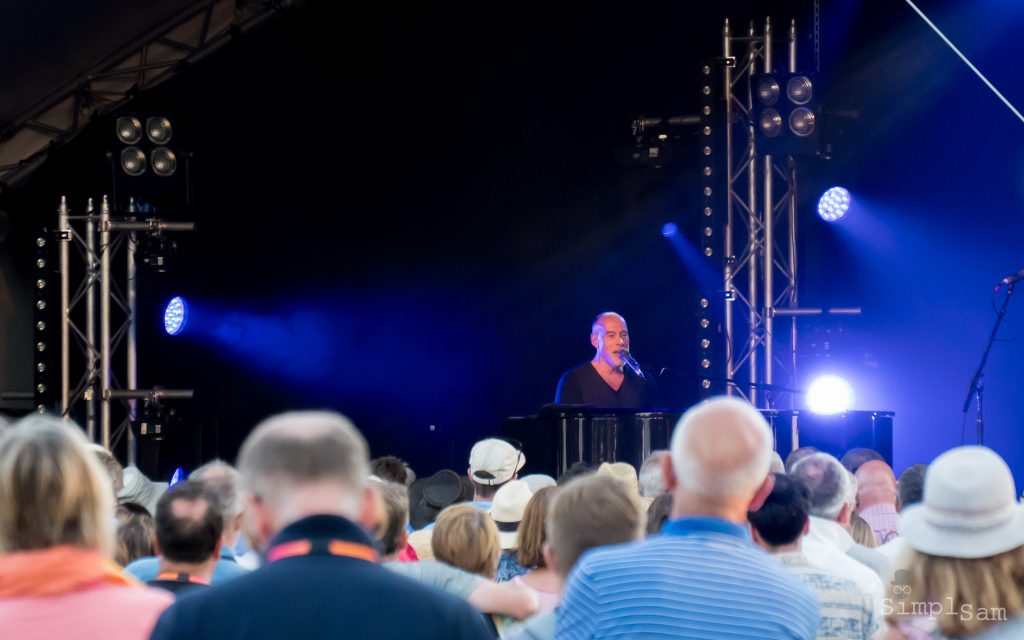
[670,397,772,502]
[591,312,627,335]
[855,459,897,511]
[238,411,369,518]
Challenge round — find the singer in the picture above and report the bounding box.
[554,311,657,408]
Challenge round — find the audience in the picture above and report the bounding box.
[840,447,886,475]
[0,415,172,639]
[148,411,491,640]
[115,502,156,566]
[785,445,820,473]
[374,480,540,621]
[469,438,526,509]
[877,463,928,568]
[510,486,560,614]
[371,455,410,485]
[9,399,1024,640]
[125,460,250,583]
[790,452,889,618]
[749,473,879,639]
[855,459,900,545]
[432,503,502,580]
[849,513,879,548]
[645,492,672,535]
[511,473,645,640]
[147,481,223,597]
[884,446,1024,639]
[557,396,820,639]
[492,479,534,582]
[637,450,668,501]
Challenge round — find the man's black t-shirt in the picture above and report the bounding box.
[554,362,656,409]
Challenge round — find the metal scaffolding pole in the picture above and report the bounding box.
[58,197,70,416]
[722,19,736,397]
[99,196,112,449]
[85,198,98,438]
[763,17,775,392]
[126,200,138,466]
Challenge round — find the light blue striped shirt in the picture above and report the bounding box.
[556,517,820,639]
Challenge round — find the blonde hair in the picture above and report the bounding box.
[888,546,1024,637]
[432,504,500,579]
[0,415,115,557]
[848,513,877,548]
[517,486,558,568]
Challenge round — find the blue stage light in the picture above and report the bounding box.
[662,222,679,237]
[806,374,854,414]
[164,296,188,335]
[817,187,851,222]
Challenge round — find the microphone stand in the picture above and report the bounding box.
[962,281,1016,445]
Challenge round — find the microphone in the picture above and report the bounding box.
[1000,267,1024,285]
[620,350,645,380]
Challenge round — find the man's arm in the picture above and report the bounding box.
[467,580,540,621]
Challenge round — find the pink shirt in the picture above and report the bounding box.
[0,582,173,640]
[511,575,560,614]
[858,503,900,545]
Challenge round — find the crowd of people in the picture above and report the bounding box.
[0,397,1022,639]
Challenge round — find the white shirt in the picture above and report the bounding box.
[803,516,887,629]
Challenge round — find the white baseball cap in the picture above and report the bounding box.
[469,438,525,486]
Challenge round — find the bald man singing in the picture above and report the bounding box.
[554,312,656,408]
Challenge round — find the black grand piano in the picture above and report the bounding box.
[503,404,894,477]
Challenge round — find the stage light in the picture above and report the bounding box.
[116,117,142,144]
[786,76,813,105]
[151,147,177,177]
[806,374,854,414]
[662,222,678,237]
[120,147,147,176]
[760,109,783,137]
[817,187,851,222]
[146,117,173,144]
[163,296,188,336]
[757,77,780,106]
[788,107,816,137]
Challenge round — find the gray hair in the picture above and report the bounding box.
[190,459,246,526]
[238,411,369,515]
[638,450,668,498]
[790,453,852,520]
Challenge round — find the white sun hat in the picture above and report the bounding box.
[899,446,1024,559]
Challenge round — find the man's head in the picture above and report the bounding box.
[664,397,774,521]
[370,456,409,485]
[748,473,810,552]
[784,446,819,473]
[545,473,644,579]
[590,312,629,369]
[638,451,669,498]
[237,411,372,551]
[468,438,525,500]
[153,480,223,572]
[790,452,855,525]
[855,459,897,512]
[897,463,927,511]
[840,447,885,474]
[190,460,246,547]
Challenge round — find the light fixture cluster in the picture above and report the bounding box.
[33,231,51,413]
[697,61,719,397]
[116,116,177,177]
[752,73,818,154]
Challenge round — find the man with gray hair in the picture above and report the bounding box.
[557,397,818,639]
[150,411,491,640]
[637,450,668,500]
[125,460,250,583]
[790,453,887,623]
